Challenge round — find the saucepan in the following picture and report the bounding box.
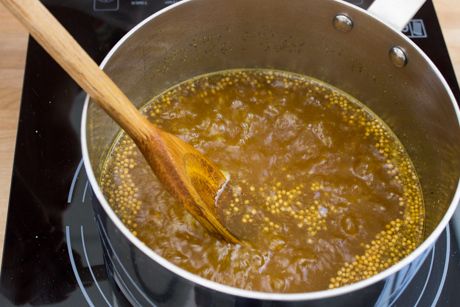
[81,0,460,305]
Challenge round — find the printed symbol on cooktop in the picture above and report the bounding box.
[403,19,427,38]
[94,0,119,11]
[131,1,148,5]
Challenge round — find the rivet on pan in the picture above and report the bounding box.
[389,47,408,68]
[333,14,353,32]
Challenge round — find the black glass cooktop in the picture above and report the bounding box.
[1,0,459,306]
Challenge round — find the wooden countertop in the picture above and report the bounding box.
[0,1,459,266]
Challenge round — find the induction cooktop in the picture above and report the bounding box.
[1,0,459,306]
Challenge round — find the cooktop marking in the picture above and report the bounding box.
[431,226,450,307]
[81,226,113,307]
[83,181,89,203]
[68,158,84,203]
[414,247,435,307]
[94,0,119,11]
[403,19,428,38]
[66,226,95,307]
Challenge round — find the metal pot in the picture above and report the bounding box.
[81,0,460,305]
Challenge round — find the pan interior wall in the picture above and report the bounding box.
[87,0,460,240]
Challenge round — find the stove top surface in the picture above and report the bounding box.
[1,0,460,306]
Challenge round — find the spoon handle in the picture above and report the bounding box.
[0,0,152,141]
[1,0,240,244]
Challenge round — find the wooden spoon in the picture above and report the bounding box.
[1,0,240,244]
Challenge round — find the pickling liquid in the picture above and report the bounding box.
[100,69,424,293]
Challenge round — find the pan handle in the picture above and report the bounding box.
[367,0,427,32]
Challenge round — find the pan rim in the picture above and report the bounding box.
[81,0,460,301]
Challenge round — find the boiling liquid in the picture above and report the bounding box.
[100,69,424,293]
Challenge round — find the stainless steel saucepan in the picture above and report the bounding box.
[82,0,460,305]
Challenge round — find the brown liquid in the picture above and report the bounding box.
[100,69,424,293]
